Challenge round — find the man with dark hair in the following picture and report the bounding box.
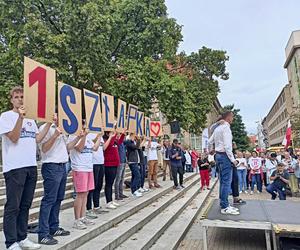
[170,139,184,190]
[209,111,240,215]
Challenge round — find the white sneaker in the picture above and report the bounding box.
[106,202,117,209]
[221,206,240,215]
[73,220,87,230]
[138,188,145,193]
[257,191,261,194]
[133,190,143,197]
[229,205,239,211]
[244,190,248,194]
[239,191,242,194]
[19,238,41,249]
[8,243,22,250]
[250,191,253,195]
[86,209,98,219]
[112,201,120,207]
[81,217,95,226]
[142,187,149,192]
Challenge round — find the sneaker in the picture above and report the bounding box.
[229,205,239,211]
[221,206,240,215]
[86,209,98,219]
[73,220,87,230]
[112,201,120,207]
[257,191,261,194]
[250,191,253,195]
[81,217,95,226]
[142,187,149,192]
[50,227,70,237]
[239,191,242,194]
[19,238,41,249]
[106,202,117,209]
[138,188,145,193]
[244,190,248,194]
[94,207,109,214]
[175,186,181,190]
[120,194,129,199]
[233,199,247,205]
[38,236,58,245]
[180,185,185,189]
[8,243,22,250]
[207,187,211,190]
[133,190,143,197]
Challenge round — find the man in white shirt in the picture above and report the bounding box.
[0,86,52,250]
[38,114,70,245]
[147,137,161,189]
[208,111,239,215]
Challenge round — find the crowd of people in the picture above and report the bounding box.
[1,86,299,249]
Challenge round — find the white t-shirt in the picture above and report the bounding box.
[39,124,68,164]
[147,141,158,161]
[184,151,192,165]
[67,133,94,172]
[248,157,262,170]
[236,158,247,170]
[89,134,104,165]
[0,110,38,173]
[208,154,215,163]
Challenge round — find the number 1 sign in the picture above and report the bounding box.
[23,57,56,122]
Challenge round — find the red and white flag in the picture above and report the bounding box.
[282,120,292,148]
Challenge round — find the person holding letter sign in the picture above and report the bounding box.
[38,113,70,245]
[67,123,102,230]
[0,86,53,250]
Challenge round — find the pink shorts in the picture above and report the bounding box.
[72,171,95,193]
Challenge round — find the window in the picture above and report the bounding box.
[190,133,201,150]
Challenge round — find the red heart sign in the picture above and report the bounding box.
[150,122,162,137]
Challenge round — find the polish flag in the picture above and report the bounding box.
[282,120,292,149]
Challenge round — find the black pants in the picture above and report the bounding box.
[171,165,184,187]
[3,166,37,248]
[104,166,117,203]
[231,166,239,198]
[87,164,105,210]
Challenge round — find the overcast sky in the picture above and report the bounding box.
[165,0,300,133]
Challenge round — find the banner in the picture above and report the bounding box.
[84,89,103,133]
[58,82,82,135]
[127,104,138,133]
[150,121,163,137]
[101,93,115,131]
[116,99,127,133]
[23,57,56,122]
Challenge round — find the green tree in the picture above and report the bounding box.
[223,105,250,151]
[0,0,229,133]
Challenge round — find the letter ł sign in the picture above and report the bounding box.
[23,57,56,122]
[116,99,127,133]
[150,121,163,137]
[127,104,138,133]
[84,89,103,133]
[58,82,82,135]
[145,117,151,138]
[101,93,115,131]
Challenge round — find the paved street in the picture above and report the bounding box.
[179,181,300,250]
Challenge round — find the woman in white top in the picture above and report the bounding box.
[236,151,248,193]
[67,127,102,230]
[248,151,263,194]
[265,152,278,185]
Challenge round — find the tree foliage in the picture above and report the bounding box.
[223,105,250,151]
[0,0,229,133]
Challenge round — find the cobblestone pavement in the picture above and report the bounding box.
[178,181,300,250]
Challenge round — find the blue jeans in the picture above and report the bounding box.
[251,174,262,192]
[237,169,247,192]
[266,183,286,200]
[185,164,192,172]
[216,153,232,209]
[129,163,141,193]
[139,163,146,188]
[211,166,217,179]
[38,163,67,239]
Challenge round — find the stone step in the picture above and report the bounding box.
[150,180,217,250]
[0,176,73,196]
[82,175,202,250]
[12,173,197,250]
[0,171,164,230]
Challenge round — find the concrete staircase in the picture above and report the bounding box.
[0,164,163,231]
